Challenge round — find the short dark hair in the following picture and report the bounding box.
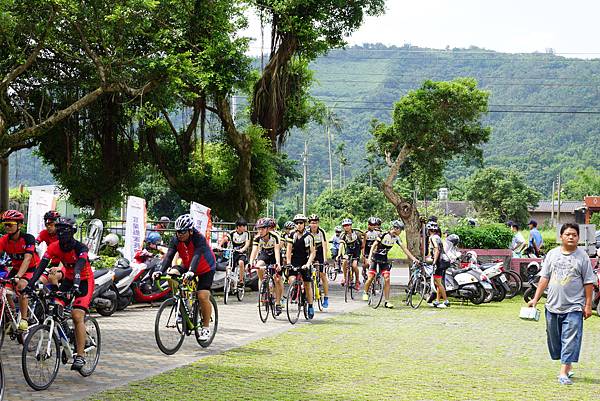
[560,223,579,236]
[528,220,537,227]
[512,223,519,230]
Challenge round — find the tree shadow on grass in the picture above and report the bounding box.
[578,376,600,385]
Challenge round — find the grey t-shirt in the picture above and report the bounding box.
[540,247,596,314]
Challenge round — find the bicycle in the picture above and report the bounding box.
[342,256,358,303]
[367,264,385,309]
[286,265,312,324]
[312,264,324,311]
[21,289,101,390]
[0,357,4,401]
[326,258,340,282]
[502,270,522,298]
[154,275,218,355]
[406,262,433,309]
[257,264,280,323]
[0,278,46,348]
[223,248,245,304]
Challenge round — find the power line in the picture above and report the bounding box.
[312,98,600,109]
[322,105,600,114]
[314,79,600,88]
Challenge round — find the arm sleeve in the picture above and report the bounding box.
[72,243,89,285]
[160,237,178,273]
[28,256,51,287]
[189,233,216,274]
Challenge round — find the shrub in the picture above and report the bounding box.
[451,223,513,249]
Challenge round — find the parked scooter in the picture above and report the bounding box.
[441,264,491,305]
[523,262,545,302]
[591,259,600,316]
[131,250,171,304]
[90,254,118,317]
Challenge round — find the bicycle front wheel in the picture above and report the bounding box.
[344,268,350,303]
[223,273,230,305]
[258,279,270,323]
[79,316,101,377]
[0,357,4,401]
[21,324,60,391]
[370,274,384,309]
[286,283,301,324]
[154,298,186,355]
[327,264,337,281]
[194,295,218,348]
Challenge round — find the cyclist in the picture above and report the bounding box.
[427,221,449,308]
[36,210,61,247]
[330,226,342,261]
[219,219,251,287]
[338,218,363,291]
[308,214,330,308]
[249,217,284,315]
[286,214,316,318]
[362,217,382,280]
[364,220,419,308]
[153,214,216,341]
[26,217,95,371]
[280,221,295,264]
[0,210,40,331]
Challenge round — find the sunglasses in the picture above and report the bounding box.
[3,222,17,227]
[176,230,188,235]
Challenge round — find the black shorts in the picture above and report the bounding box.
[257,251,277,266]
[314,247,325,265]
[289,265,312,282]
[345,246,361,260]
[169,265,215,290]
[233,251,247,266]
[433,260,450,278]
[369,259,391,274]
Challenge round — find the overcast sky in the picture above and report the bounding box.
[244,0,600,57]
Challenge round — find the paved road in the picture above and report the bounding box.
[2,278,385,401]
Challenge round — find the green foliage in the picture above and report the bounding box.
[465,167,541,225]
[451,223,513,249]
[590,212,600,227]
[563,167,600,200]
[8,187,29,204]
[92,255,117,269]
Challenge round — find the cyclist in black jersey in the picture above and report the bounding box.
[362,217,382,280]
[219,219,251,287]
[308,214,330,308]
[249,217,284,314]
[338,218,364,291]
[286,214,316,318]
[280,221,295,263]
[365,220,419,308]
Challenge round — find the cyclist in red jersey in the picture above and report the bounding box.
[36,210,61,247]
[153,214,216,342]
[26,217,94,371]
[0,210,40,330]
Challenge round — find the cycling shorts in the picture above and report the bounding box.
[59,276,95,311]
[344,246,361,260]
[257,251,277,266]
[288,265,312,282]
[169,265,215,290]
[369,259,391,276]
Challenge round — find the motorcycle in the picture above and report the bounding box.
[90,254,118,317]
[131,250,171,304]
[438,263,492,305]
[523,262,545,302]
[461,252,510,302]
[591,260,600,316]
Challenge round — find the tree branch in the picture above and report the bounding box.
[381,144,410,206]
[74,21,106,83]
[161,109,178,136]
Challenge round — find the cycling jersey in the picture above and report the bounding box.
[36,229,58,246]
[228,230,250,250]
[340,229,364,258]
[364,228,382,258]
[371,232,401,261]
[42,241,93,281]
[309,228,327,264]
[0,233,39,272]
[161,229,216,275]
[253,231,281,256]
[290,231,314,281]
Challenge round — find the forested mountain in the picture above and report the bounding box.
[283,44,600,205]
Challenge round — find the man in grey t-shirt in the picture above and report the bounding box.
[528,223,595,385]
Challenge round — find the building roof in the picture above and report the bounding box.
[529,200,584,214]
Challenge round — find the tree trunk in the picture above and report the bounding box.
[326,124,333,191]
[93,197,104,219]
[0,158,8,211]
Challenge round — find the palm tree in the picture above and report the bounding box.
[324,106,343,191]
[334,142,347,188]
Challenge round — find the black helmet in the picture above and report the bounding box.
[116,258,130,269]
[55,217,77,233]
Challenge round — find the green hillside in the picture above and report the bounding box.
[283,44,600,202]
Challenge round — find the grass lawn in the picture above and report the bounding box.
[92,298,600,401]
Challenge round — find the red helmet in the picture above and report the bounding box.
[43,210,61,222]
[2,210,24,222]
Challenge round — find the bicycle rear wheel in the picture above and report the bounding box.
[503,271,522,298]
[0,357,4,401]
[154,298,186,355]
[21,324,60,391]
[315,275,323,312]
[79,316,101,377]
[258,278,270,323]
[286,283,301,324]
[194,295,218,348]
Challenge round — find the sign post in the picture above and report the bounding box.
[190,202,212,239]
[123,196,147,262]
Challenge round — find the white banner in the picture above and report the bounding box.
[123,196,147,262]
[190,202,212,238]
[27,190,56,238]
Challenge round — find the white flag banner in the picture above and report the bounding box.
[27,190,56,238]
[123,196,147,262]
[190,202,212,238]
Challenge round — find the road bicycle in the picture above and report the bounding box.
[312,263,324,311]
[21,289,101,390]
[367,264,385,309]
[286,265,313,324]
[406,262,433,309]
[257,264,280,323]
[0,278,46,348]
[342,256,358,303]
[222,248,245,304]
[154,275,218,355]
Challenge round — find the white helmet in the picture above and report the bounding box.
[341,218,352,226]
[174,214,194,231]
[102,233,120,247]
[293,214,307,223]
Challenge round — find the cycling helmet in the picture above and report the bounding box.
[43,210,61,223]
[446,234,460,246]
[527,261,541,276]
[116,257,130,269]
[102,233,119,246]
[341,218,352,226]
[235,218,248,227]
[368,216,382,226]
[255,217,270,229]
[146,231,162,245]
[284,221,295,230]
[174,214,194,231]
[428,215,438,222]
[334,226,342,233]
[308,214,319,222]
[159,216,170,223]
[391,220,405,230]
[293,214,307,223]
[425,222,438,231]
[267,218,277,228]
[2,210,24,222]
[55,216,77,233]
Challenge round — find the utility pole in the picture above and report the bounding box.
[302,139,308,215]
[551,180,555,226]
[557,173,561,225]
[326,123,333,191]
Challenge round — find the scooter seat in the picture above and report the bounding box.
[94,269,111,279]
[113,267,133,281]
[215,262,228,272]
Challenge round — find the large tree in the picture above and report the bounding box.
[369,79,491,255]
